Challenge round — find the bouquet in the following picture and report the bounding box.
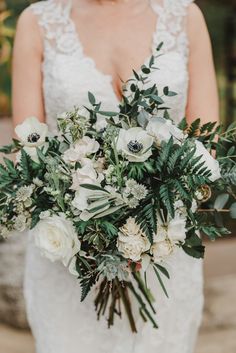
[0,50,235,332]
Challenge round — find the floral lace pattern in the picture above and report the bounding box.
[25,1,204,353]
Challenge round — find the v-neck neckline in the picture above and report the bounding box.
[67,0,164,103]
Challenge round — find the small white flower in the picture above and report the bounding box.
[39,210,51,219]
[126,179,137,189]
[13,214,27,232]
[146,117,185,146]
[32,214,81,266]
[0,225,10,239]
[33,177,44,187]
[167,216,187,243]
[194,140,221,182]
[131,184,148,200]
[24,198,32,208]
[126,197,139,209]
[16,185,34,202]
[117,127,154,162]
[174,200,187,217]
[15,116,48,147]
[117,217,150,261]
[151,239,173,263]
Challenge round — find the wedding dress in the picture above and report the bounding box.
[24,1,204,352]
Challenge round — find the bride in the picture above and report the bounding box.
[12,0,219,352]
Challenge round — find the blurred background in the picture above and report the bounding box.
[0,1,236,353]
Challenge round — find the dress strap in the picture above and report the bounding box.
[29,0,80,55]
[150,0,195,60]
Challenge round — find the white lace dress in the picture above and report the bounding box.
[24,1,204,352]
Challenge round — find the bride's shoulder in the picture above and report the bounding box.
[187,3,208,37]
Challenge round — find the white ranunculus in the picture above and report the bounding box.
[194,140,221,182]
[32,214,81,266]
[151,239,173,263]
[167,216,187,243]
[146,117,185,146]
[15,116,48,147]
[71,163,103,191]
[63,136,100,164]
[117,218,150,261]
[116,127,154,162]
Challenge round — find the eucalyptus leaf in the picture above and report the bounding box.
[214,194,229,210]
[229,203,236,219]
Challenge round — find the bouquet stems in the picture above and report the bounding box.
[94,274,158,333]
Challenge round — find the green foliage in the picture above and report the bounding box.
[134,199,158,244]
[182,231,205,259]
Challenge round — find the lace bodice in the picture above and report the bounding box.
[29,0,193,133]
[24,2,204,353]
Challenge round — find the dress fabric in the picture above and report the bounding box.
[24,1,204,352]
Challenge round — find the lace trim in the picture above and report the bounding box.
[30,0,194,60]
[151,0,194,59]
[30,0,81,55]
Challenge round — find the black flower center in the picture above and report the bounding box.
[127,140,143,154]
[27,133,40,143]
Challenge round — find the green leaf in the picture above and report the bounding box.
[214,194,229,210]
[153,266,169,298]
[154,264,170,279]
[230,203,236,219]
[132,69,140,81]
[141,66,151,74]
[159,184,175,218]
[80,184,109,193]
[80,275,97,301]
[135,201,157,244]
[88,91,96,105]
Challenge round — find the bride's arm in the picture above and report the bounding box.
[12,9,45,127]
[186,4,219,124]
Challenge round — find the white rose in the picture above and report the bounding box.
[32,214,81,266]
[146,117,185,146]
[116,127,154,162]
[63,136,100,164]
[194,140,221,182]
[167,216,187,243]
[15,116,48,147]
[151,239,173,263]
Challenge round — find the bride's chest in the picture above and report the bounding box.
[42,50,189,113]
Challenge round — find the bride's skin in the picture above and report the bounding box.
[12,0,219,127]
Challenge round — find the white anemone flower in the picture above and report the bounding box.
[15,116,48,147]
[116,127,154,162]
